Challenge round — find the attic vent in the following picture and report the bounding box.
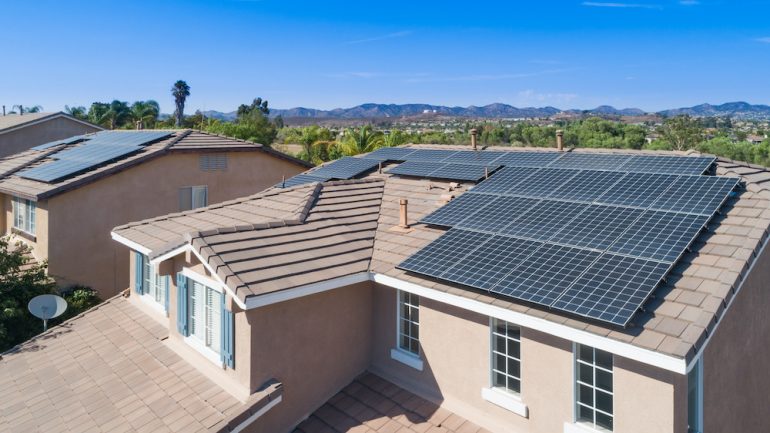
[199,154,228,171]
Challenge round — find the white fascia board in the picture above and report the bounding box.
[110,231,151,255]
[150,244,188,265]
[244,273,371,309]
[183,248,248,310]
[373,273,687,375]
[230,395,282,433]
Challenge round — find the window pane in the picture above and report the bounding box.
[400,334,410,350]
[508,326,520,340]
[596,390,613,414]
[596,369,613,392]
[493,371,506,388]
[410,322,419,339]
[409,338,419,354]
[596,349,613,370]
[579,345,594,363]
[192,186,208,209]
[578,384,593,406]
[577,405,594,423]
[507,377,520,393]
[495,354,506,371]
[508,338,520,359]
[508,358,520,378]
[495,335,506,353]
[400,319,410,336]
[179,187,192,211]
[579,363,594,385]
[495,319,506,335]
[596,412,613,431]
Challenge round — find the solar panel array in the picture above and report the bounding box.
[31,135,88,151]
[19,131,172,183]
[277,156,380,188]
[386,161,501,181]
[400,162,739,327]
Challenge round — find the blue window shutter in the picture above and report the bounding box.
[164,275,170,316]
[221,297,234,368]
[134,252,143,294]
[176,273,188,336]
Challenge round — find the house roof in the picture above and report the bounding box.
[0,295,282,433]
[0,112,101,134]
[293,372,485,433]
[112,144,770,363]
[0,130,310,200]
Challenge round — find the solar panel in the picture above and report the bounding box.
[621,155,715,175]
[501,199,585,241]
[311,157,380,179]
[17,159,97,183]
[31,135,87,151]
[550,205,643,250]
[363,147,416,161]
[491,243,601,305]
[506,168,580,198]
[398,228,489,276]
[607,211,709,262]
[429,163,500,181]
[548,153,632,171]
[403,149,459,162]
[442,151,507,166]
[649,175,739,215]
[440,235,542,290]
[472,167,539,194]
[456,195,539,232]
[278,173,331,188]
[493,151,563,168]
[386,161,445,177]
[421,192,494,227]
[551,253,670,326]
[547,170,625,202]
[595,172,678,208]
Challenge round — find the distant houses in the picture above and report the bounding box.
[0,111,103,158]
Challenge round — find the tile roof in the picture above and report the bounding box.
[0,296,281,433]
[293,373,486,433]
[0,130,309,200]
[114,144,770,362]
[0,112,75,132]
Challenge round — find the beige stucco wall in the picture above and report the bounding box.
[1,194,49,263]
[702,238,770,432]
[370,283,686,433]
[45,150,305,297]
[0,116,101,158]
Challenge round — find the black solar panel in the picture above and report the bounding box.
[386,160,445,177]
[650,175,739,215]
[501,199,584,241]
[429,163,500,181]
[552,254,670,326]
[456,195,539,233]
[550,205,643,250]
[548,153,633,171]
[403,149,458,162]
[442,151,507,166]
[621,155,715,175]
[278,173,331,188]
[441,235,542,290]
[596,172,678,208]
[472,167,539,194]
[493,151,563,168]
[420,193,493,227]
[398,228,488,276]
[30,135,87,151]
[547,170,625,202]
[311,157,380,179]
[363,147,416,161]
[492,243,601,305]
[507,168,581,198]
[608,211,709,262]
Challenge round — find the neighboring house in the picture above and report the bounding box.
[0,112,103,158]
[3,144,770,433]
[0,129,310,298]
[746,134,766,144]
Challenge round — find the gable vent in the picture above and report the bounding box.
[199,154,228,171]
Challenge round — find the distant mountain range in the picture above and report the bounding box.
[199,101,770,121]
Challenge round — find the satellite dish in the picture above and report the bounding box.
[28,294,67,331]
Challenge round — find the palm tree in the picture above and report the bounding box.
[171,80,190,127]
[382,129,405,148]
[98,100,131,129]
[130,100,160,129]
[65,105,88,121]
[339,126,383,156]
[10,105,42,114]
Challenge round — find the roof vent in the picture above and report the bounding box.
[470,128,478,150]
[399,199,410,229]
[556,130,564,151]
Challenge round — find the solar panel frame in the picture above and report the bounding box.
[500,199,586,241]
[397,228,489,277]
[548,204,644,251]
[595,172,679,209]
[311,157,381,179]
[607,210,709,262]
[493,151,564,168]
[547,170,625,203]
[386,161,446,177]
[402,149,459,162]
[278,173,331,188]
[362,147,416,161]
[472,166,539,194]
[455,195,539,233]
[420,192,494,227]
[547,153,633,171]
[649,175,739,215]
[504,168,581,198]
[30,135,88,151]
[441,151,508,166]
[620,155,716,175]
[428,163,501,181]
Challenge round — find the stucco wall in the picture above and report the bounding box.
[45,150,305,297]
[0,116,101,158]
[702,238,770,432]
[370,283,684,433]
[1,194,49,263]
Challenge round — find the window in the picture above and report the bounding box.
[179,185,208,211]
[687,359,703,433]
[189,280,222,354]
[199,154,228,171]
[135,253,167,310]
[492,319,521,394]
[397,290,419,355]
[575,344,614,431]
[12,196,36,234]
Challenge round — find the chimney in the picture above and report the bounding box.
[556,130,564,151]
[399,199,410,229]
[470,128,478,150]
[2,106,5,116]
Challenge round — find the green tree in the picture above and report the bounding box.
[339,126,383,156]
[87,102,110,126]
[237,97,269,118]
[65,105,88,121]
[10,105,42,114]
[172,80,191,127]
[130,100,160,129]
[99,100,132,129]
[382,129,406,147]
[657,115,704,151]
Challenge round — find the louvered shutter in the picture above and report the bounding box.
[176,273,188,336]
[164,275,170,316]
[221,296,235,368]
[134,252,143,294]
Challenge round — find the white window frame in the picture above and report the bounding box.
[12,196,36,235]
[138,256,167,313]
[481,318,528,418]
[179,185,208,211]
[573,343,614,432]
[181,268,223,365]
[391,290,423,371]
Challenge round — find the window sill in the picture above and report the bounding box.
[139,293,167,316]
[563,422,611,433]
[184,336,224,367]
[11,227,36,242]
[481,387,528,418]
[390,348,424,371]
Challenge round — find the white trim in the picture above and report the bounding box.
[230,395,282,433]
[150,244,188,265]
[184,335,223,366]
[244,273,370,309]
[139,293,167,314]
[373,273,687,374]
[563,422,607,433]
[185,248,246,310]
[111,231,151,255]
[183,267,224,294]
[481,387,528,418]
[390,348,424,371]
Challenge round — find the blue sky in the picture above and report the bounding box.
[1,0,769,113]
